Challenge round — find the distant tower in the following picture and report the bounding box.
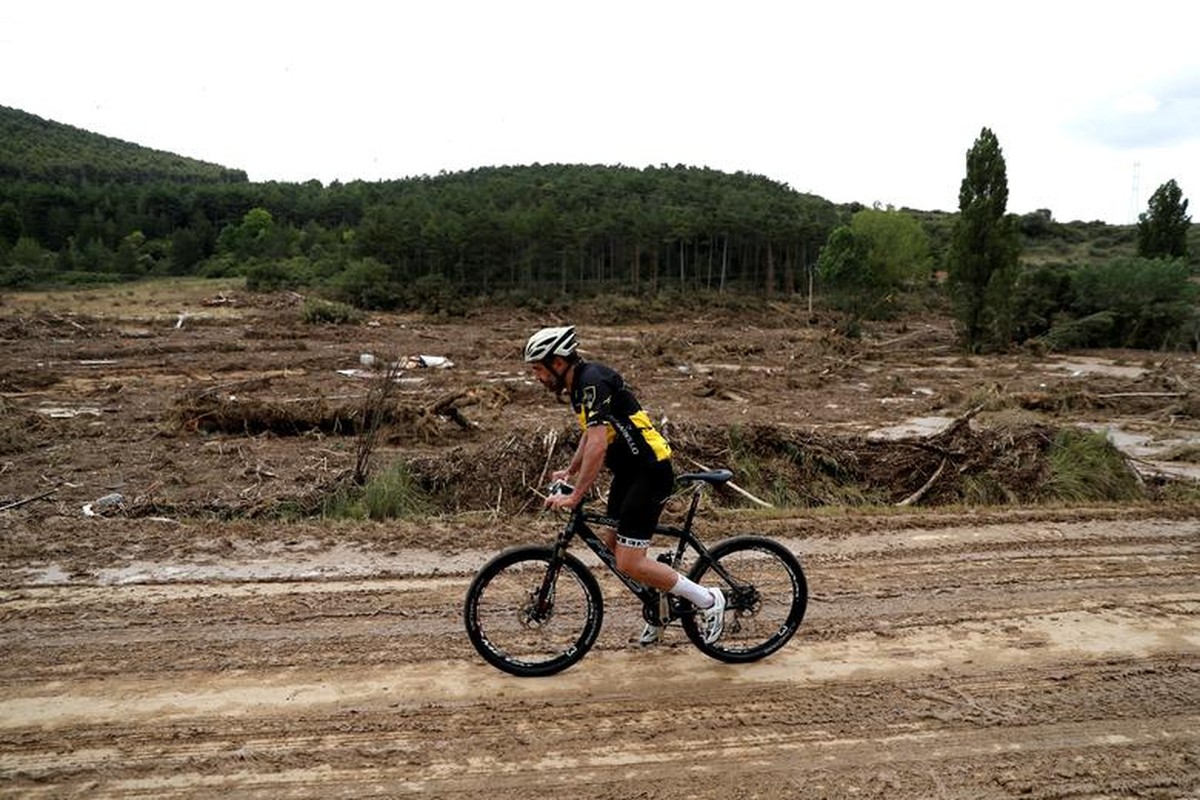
[1129,161,1141,224]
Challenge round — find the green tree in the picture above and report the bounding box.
[170,226,205,274]
[217,206,276,259]
[6,236,53,277]
[816,225,872,325]
[1069,257,1196,349]
[0,201,22,247]
[949,127,1020,351]
[1137,179,1190,259]
[849,206,932,290]
[114,230,150,274]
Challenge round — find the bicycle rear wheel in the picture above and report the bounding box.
[463,545,603,677]
[682,535,807,662]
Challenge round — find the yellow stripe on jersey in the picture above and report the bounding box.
[576,408,671,462]
[629,410,671,461]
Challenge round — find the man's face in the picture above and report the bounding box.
[531,359,560,392]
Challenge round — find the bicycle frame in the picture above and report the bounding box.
[538,479,743,626]
[465,468,805,675]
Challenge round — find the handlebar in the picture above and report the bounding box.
[549,468,732,499]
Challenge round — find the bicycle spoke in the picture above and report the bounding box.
[465,548,602,676]
[683,536,806,662]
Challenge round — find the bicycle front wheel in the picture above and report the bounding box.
[463,545,603,677]
[682,535,807,663]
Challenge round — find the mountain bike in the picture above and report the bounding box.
[463,469,807,677]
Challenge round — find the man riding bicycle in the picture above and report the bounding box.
[524,325,726,645]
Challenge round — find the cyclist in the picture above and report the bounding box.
[523,325,726,645]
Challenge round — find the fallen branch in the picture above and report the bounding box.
[429,390,476,430]
[535,429,559,490]
[190,375,277,400]
[896,458,947,507]
[874,325,936,349]
[766,302,810,324]
[1094,392,1186,399]
[279,394,365,404]
[938,403,985,439]
[685,457,774,509]
[0,487,59,513]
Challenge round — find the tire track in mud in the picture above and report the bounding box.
[1,516,1198,798]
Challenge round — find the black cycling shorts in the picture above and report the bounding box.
[606,460,674,548]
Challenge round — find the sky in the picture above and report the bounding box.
[2,1,1198,225]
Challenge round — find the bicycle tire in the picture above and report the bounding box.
[463,545,604,677]
[681,535,807,663]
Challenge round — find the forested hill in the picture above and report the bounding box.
[7,102,1186,341]
[0,103,844,297]
[0,105,248,185]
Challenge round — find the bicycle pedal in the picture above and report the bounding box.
[636,622,665,647]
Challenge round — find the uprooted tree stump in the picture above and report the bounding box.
[173,386,491,440]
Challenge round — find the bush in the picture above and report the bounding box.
[57,270,129,286]
[1039,311,1117,350]
[1069,257,1196,348]
[409,272,465,316]
[301,298,363,325]
[362,461,430,519]
[1022,257,1198,351]
[1042,428,1142,502]
[1018,209,1057,239]
[1013,265,1074,342]
[321,461,430,520]
[0,264,37,287]
[328,258,406,310]
[196,255,247,279]
[246,258,311,292]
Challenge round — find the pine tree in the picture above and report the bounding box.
[949,127,1020,351]
[1137,179,1190,259]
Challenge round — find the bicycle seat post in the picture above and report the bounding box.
[681,479,705,532]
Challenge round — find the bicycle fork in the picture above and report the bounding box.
[527,545,571,625]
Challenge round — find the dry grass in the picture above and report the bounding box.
[1,277,246,321]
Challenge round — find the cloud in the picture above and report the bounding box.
[1072,68,1200,149]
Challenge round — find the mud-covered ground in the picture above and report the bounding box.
[1,281,1198,798]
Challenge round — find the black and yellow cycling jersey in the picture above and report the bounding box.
[570,360,671,473]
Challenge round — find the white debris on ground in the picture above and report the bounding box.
[337,354,454,382]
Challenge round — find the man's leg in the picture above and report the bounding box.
[616,542,725,644]
[614,542,677,590]
[614,540,674,647]
[613,462,726,645]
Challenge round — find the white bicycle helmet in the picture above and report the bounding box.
[523,326,577,363]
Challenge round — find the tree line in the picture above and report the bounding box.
[942,128,1193,351]
[2,104,841,301]
[1,105,1196,351]
[812,127,1194,351]
[0,163,840,299]
[0,105,246,186]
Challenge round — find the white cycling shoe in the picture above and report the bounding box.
[697,587,726,644]
[640,587,726,646]
[637,622,665,647]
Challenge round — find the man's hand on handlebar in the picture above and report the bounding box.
[544,479,578,511]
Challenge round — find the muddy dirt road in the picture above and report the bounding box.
[2,282,1199,797]
[2,508,1198,798]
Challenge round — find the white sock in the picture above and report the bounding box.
[669,575,714,609]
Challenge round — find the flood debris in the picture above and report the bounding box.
[0,487,59,513]
[339,353,453,382]
[82,492,124,517]
[172,383,496,440]
[34,405,104,419]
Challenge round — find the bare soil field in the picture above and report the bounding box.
[1,280,1198,798]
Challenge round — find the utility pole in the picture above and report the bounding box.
[1129,161,1141,224]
